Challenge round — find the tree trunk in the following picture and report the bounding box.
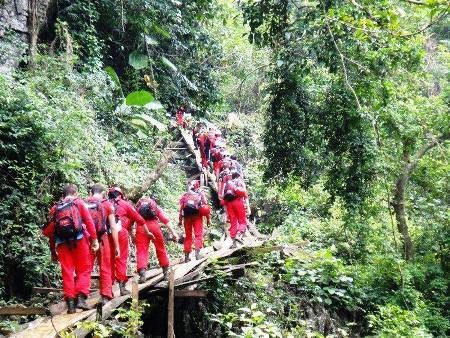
[392,133,449,261]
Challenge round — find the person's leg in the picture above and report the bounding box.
[116,229,129,282]
[193,217,204,249]
[148,222,170,267]
[183,217,194,253]
[108,234,116,285]
[236,199,248,234]
[98,235,113,299]
[73,237,93,297]
[226,201,239,239]
[136,228,151,272]
[56,243,76,299]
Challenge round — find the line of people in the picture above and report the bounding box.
[192,123,250,248]
[42,122,250,314]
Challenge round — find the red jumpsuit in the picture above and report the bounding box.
[197,132,209,167]
[176,108,186,128]
[110,199,146,283]
[43,198,97,300]
[87,197,114,299]
[179,191,208,253]
[136,207,170,270]
[224,179,249,239]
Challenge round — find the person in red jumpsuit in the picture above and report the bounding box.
[108,187,154,295]
[176,106,186,129]
[135,197,179,283]
[42,184,99,314]
[86,184,121,305]
[196,129,210,168]
[178,180,211,262]
[223,171,250,248]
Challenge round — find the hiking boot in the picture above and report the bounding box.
[66,298,76,314]
[162,266,169,280]
[76,293,90,310]
[101,296,111,307]
[235,234,244,244]
[230,239,238,249]
[184,252,191,263]
[195,249,202,260]
[119,281,131,296]
[138,269,146,284]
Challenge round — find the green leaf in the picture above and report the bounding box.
[125,90,155,106]
[129,51,148,70]
[105,66,121,88]
[130,119,148,128]
[161,56,178,72]
[324,298,333,305]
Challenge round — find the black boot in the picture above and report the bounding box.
[76,293,90,310]
[138,269,146,284]
[119,281,131,296]
[162,266,169,280]
[66,298,76,314]
[230,238,238,249]
[101,296,111,306]
[195,249,202,260]
[184,252,191,263]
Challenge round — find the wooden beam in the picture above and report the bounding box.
[0,306,48,316]
[174,290,209,298]
[167,269,175,338]
[32,287,98,294]
[131,278,139,310]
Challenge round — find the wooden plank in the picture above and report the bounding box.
[32,287,98,294]
[10,309,96,338]
[131,278,139,310]
[0,306,47,316]
[174,290,209,298]
[91,274,133,279]
[167,270,175,338]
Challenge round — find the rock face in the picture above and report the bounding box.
[0,0,29,74]
[0,0,50,75]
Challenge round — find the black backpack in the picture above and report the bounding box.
[85,199,107,237]
[137,198,158,220]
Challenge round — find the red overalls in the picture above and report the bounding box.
[179,191,209,253]
[136,207,170,270]
[224,179,248,239]
[110,199,146,283]
[43,198,97,300]
[86,197,114,299]
[197,133,209,168]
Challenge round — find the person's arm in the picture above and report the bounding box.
[127,203,154,239]
[157,208,179,241]
[178,198,184,226]
[43,207,57,261]
[108,214,120,256]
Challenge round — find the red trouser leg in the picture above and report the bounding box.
[226,200,239,239]
[136,228,150,271]
[235,199,248,233]
[108,235,115,285]
[148,222,170,267]
[96,234,113,298]
[192,217,204,250]
[56,243,76,299]
[115,228,129,282]
[71,237,92,297]
[184,217,194,253]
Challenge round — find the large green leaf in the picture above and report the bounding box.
[105,66,124,96]
[145,35,159,46]
[129,51,148,70]
[161,56,178,72]
[125,90,154,106]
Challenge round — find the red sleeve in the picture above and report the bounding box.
[77,200,97,239]
[126,202,146,227]
[179,195,185,221]
[102,200,114,216]
[156,207,170,225]
[42,206,56,237]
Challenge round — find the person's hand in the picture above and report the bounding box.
[115,247,121,258]
[51,253,58,263]
[206,219,211,226]
[147,232,155,240]
[246,206,251,215]
[171,232,179,242]
[91,239,100,253]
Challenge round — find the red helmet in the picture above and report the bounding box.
[108,186,123,198]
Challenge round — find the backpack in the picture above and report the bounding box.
[223,180,238,201]
[85,199,107,237]
[137,198,158,220]
[54,200,83,242]
[182,192,202,217]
